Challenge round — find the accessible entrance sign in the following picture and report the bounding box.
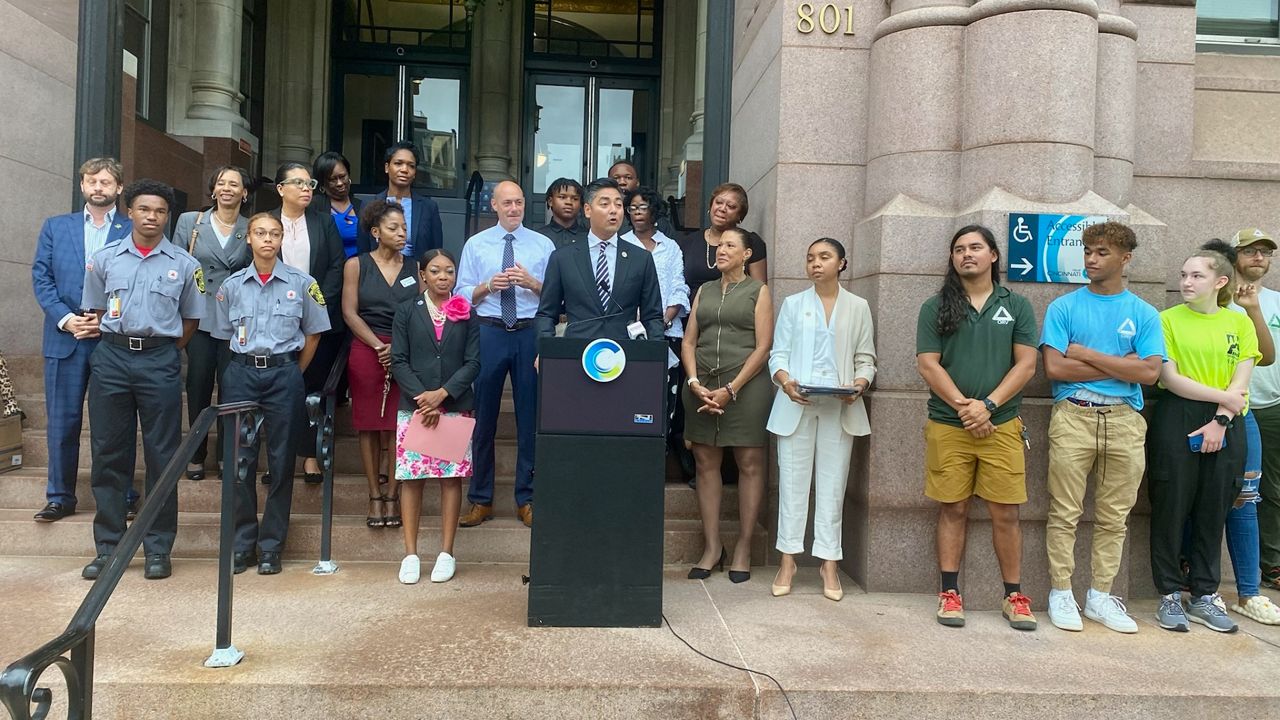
[1006,213,1108,284]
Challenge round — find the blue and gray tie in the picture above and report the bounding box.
[501,233,517,328]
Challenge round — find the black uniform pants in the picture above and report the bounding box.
[185,329,231,466]
[88,341,181,557]
[221,360,305,553]
[1148,394,1246,597]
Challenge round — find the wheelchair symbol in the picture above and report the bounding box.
[1012,217,1033,244]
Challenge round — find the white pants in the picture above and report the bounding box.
[775,398,854,560]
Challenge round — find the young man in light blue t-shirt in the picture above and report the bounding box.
[1040,221,1165,633]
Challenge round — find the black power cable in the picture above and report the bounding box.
[661,613,798,720]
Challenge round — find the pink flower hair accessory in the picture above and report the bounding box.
[441,294,471,322]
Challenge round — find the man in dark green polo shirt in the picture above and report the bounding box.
[916,224,1039,631]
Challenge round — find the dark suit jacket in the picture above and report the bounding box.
[32,212,132,359]
[270,207,346,332]
[355,190,443,260]
[390,297,480,413]
[536,236,664,341]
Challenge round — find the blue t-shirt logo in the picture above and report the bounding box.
[1117,318,1136,337]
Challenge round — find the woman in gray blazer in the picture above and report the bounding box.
[390,248,480,585]
[173,165,252,480]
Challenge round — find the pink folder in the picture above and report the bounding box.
[401,412,476,463]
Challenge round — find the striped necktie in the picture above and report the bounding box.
[501,233,516,328]
[595,238,611,310]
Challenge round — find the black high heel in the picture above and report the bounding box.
[729,569,751,584]
[687,548,726,580]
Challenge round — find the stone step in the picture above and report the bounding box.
[0,467,722,519]
[13,392,519,437]
[0,508,767,565]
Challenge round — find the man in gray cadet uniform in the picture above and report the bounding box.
[81,179,205,581]
[211,212,331,575]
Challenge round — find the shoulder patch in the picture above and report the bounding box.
[307,280,325,306]
[194,266,206,293]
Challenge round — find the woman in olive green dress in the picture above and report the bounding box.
[682,228,773,583]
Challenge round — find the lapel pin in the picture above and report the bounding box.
[621,251,628,258]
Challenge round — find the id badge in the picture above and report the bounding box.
[237,324,247,346]
[108,295,122,319]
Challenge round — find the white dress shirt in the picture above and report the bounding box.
[622,229,690,339]
[280,211,311,274]
[456,223,555,320]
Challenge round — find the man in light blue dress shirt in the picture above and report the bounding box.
[455,180,554,528]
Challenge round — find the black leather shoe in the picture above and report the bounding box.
[186,463,205,481]
[82,555,109,580]
[303,472,323,485]
[34,502,75,523]
[257,551,282,575]
[260,473,272,486]
[232,550,258,575]
[125,498,139,522]
[143,554,172,580]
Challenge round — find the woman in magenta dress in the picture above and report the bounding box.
[390,249,480,584]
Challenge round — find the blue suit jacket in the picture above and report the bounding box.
[32,212,132,359]
[355,190,443,260]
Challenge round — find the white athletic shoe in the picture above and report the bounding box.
[1047,589,1083,631]
[1084,590,1138,634]
[398,554,420,584]
[430,551,456,583]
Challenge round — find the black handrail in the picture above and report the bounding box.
[463,170,484,240]
[0,401,260,720]
[310,340,351,574]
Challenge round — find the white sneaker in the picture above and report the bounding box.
[430,551,456,583]
[1084,590,1138,634]
[398,554,420,584]
[1047,589,1083,631]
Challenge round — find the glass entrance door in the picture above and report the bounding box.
[526,73,656,195]
[331,63,466,196]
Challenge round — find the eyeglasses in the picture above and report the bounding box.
[629,204,650,212]
[279,178,318,190]
[250,228,284,239]
[1241,247,1275,258]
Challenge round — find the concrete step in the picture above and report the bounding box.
[0,508,767,565]
[0,467,721,519]
[13,392,520,437]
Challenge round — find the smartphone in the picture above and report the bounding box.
[1189,435,1226,453]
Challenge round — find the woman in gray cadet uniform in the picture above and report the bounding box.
[80,179,205,582]
[211,213,331,575]
[173,165,252,481]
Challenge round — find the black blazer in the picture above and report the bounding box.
[270,206,346,332]
[309,193,365,224]
[355,190,442,260]
[535,236,664,341]
[390,297,480,413]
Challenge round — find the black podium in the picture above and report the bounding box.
[527,336,667,627]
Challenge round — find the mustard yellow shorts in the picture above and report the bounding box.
[924,418,1027,505]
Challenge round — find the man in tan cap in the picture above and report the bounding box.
[1226,228,1280,624]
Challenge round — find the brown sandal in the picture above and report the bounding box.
[366,495,386,528]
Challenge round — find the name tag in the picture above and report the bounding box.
[399,276,416,288]
[238,325,247,346]
[108,296,122,319]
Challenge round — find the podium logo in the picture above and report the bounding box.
[582,338,626,382]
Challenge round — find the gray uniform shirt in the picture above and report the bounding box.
[211,261,331,355]
[82,236,205,337]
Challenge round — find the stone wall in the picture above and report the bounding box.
[0,0,78,358]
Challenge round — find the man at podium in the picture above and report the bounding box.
[536,178,663,341]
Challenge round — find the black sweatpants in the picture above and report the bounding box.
[1148,394,1245,597]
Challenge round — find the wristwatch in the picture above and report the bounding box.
[1214,414,1231,427]
[982,398,997,413]
[686,377,700,387]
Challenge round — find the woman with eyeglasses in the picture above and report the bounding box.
[270,162,346,484]
[172,165,252,480]
[312,151,363,260]
[622,186,692,475]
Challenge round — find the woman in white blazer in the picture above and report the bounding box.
[766,239,876,601]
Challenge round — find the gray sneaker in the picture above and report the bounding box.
[1157,593,1188,632]
[1188,594,1238,633]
